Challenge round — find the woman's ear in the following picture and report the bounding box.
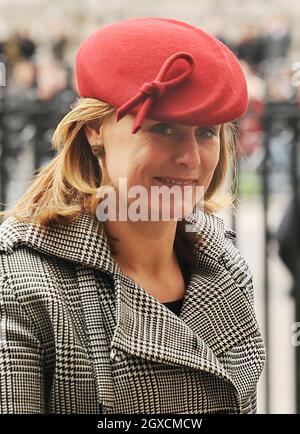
[85,120,103,146]
[85,120,106,161]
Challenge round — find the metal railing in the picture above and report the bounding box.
[0,88,77,210]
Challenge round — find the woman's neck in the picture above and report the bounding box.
[103,219,178,275]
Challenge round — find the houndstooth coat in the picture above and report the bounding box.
[0,210,265,414]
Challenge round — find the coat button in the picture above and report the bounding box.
[110,348,122,362]
[110,348,117,359]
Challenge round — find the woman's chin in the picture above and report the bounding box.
[148,201,196,221]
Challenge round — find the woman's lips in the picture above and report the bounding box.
[154,177,197,187]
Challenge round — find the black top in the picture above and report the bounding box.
[163,298,184,316]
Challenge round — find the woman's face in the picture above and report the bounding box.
[97,114,221,221]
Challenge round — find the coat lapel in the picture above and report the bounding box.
[110,253,260,373]
[181,262,260,357]
[111,272,235,380]
[75,265,115,410]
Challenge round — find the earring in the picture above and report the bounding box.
[94,142,105,158]
[98,146,105,157]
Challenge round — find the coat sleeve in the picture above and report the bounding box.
[0,274,45,414]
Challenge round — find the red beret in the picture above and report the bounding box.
[75,17,248,134]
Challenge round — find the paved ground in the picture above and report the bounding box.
[219,194,296,414]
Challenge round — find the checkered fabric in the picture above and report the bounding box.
[0,210,265,414]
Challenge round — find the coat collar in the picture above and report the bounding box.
[0,212,117,274]
[0,209,226,274]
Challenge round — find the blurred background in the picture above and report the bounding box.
[1,0,300,414]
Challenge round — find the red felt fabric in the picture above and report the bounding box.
[75,17,248,133]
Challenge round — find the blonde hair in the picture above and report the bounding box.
[0,98,238,269]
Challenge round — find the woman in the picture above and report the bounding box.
[0,17,265,414]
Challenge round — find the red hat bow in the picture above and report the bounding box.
[116,52,195,134]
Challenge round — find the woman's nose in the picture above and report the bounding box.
[173,136,201,169]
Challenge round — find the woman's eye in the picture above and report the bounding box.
[197,128,216,138]
[150,124,217,138]
[151,124,174,135]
